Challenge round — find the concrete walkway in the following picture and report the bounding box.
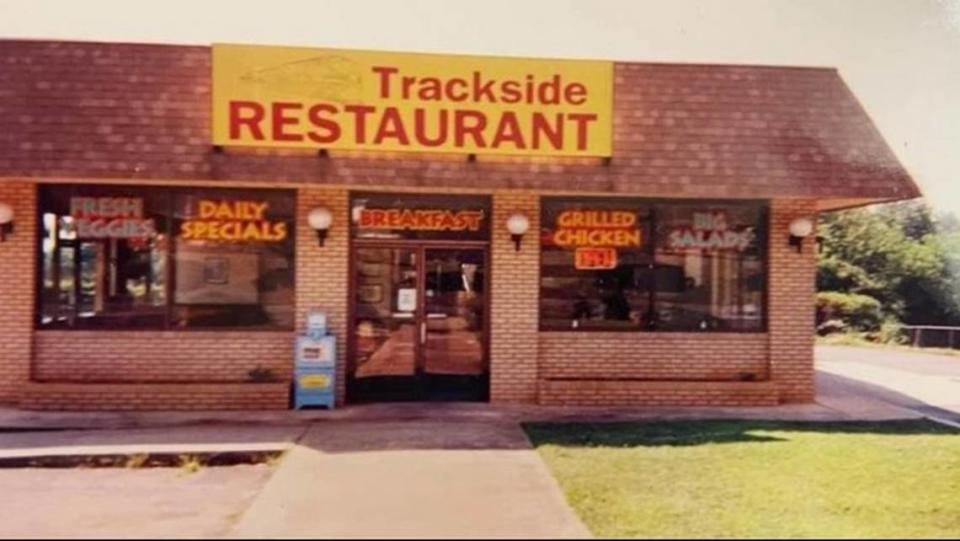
[229,420,591,539]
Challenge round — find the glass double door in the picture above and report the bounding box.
[349,245,488,402]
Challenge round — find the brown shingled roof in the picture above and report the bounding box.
[0,39,920,208]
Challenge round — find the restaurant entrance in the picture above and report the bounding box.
[346,191,492,403]
[348,245,489,402]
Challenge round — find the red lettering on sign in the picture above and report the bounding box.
[374,107,410,145]
[454,110,487,147]
[271,102,303,142]
[372,66,399,98]
[307,104,341,144]
[414,109,448,147]
[532,113,563,150]
[569,113,598,150]
[575,247,618,270]
[445,78,469,102]
[345,105,376,144]
[229,101,265,140]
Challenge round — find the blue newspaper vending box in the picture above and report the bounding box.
[293,311,336,409]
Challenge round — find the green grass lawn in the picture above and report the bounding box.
[525,420,960,539]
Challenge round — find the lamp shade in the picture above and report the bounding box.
[351,205,365,224]
[506,214,530,235]
[0,202,12,225]
[308,207,333,230]
[788,217,814,238]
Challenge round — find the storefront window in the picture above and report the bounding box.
[653,204,766,331]
[540,197,766,332]
[38,185,295,330]
[540,198,652,330]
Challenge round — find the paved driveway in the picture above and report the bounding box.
[816,345,960,424]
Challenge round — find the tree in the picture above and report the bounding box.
[817,200,960,327]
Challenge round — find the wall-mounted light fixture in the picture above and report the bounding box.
[308,207,333,246]
[506,213,530,252]
[788,217,814,253]
[0,202,13,242]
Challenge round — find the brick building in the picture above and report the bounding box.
[0,40,918,410]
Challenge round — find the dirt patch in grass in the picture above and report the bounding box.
[525,420,960,539]
[0,450,284,469]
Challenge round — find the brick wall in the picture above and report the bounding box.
[768,198,818,402]
[489,191,540,403]
[0,181,34,404]
[295,187,349,405]
[539,380,780,407]
[538,333,769,380]
[19,382,289,411]
[33,331,292,382]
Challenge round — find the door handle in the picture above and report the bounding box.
[420,321,427,345]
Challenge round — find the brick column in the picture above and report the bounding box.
[296,187,349,406]
[767,198,818,402]
[0,181,35,405]
[489,191,540,403]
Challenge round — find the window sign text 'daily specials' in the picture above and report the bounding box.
[550,210,643,270]
[70,197,155,238]
[212,44,613,157]
[180,200,288,242]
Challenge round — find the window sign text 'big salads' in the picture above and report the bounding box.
[213,44,613,157]
[667,211,754,252]
[180,200,288,242]
[550,210,643,270]
[70,197,155,238]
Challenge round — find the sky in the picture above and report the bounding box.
[1,0,958,215]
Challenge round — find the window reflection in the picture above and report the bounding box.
[540,198,766,332]
[38,185,295,330]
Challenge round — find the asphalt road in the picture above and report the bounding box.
[816,345,960,424]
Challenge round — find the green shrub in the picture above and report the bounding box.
[816,291,884,331]
[868,319,907,345]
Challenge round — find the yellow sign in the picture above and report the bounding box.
[298,374,331,390]
[180,199,288,242]
[212,44,613,157]
[552,210,642,248]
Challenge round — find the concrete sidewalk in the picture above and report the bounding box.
[0,398,911,433]
[229,420,591,539]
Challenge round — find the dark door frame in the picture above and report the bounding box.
[347,239,491,403]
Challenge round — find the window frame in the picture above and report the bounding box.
[538,196,769,334]
[35,184,297,332]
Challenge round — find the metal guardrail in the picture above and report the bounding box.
[902,325,960,349]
